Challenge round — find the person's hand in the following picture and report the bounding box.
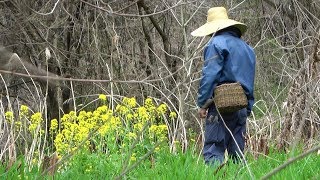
[198,108,208,119]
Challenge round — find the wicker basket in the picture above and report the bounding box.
[214,82,248,113]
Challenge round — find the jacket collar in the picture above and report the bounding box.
[215,30,241,38]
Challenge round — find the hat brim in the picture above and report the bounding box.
[191,19,247,37]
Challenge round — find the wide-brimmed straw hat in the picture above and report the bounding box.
[191,7,247,37]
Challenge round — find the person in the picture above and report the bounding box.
[191,7,256,166]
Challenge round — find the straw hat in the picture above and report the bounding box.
[191,7,247,37]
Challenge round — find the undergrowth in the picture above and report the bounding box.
[1,94,319,179]
[0,147,319,179]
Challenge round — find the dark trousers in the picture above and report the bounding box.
[203,105,247,165]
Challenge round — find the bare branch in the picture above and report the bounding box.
[28,0,61,16]
[81,0,185,17]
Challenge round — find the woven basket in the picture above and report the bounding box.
[214,82,248,113]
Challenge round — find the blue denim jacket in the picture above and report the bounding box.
[198,31,256,114]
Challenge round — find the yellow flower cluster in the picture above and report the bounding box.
[123,97,137,108]
[54,105,121,155]
[99,94,107,101]
[29,112,43,135]
[20,105,29,117]
[3,98,172,166]
[5,111,14,124]
[127,132,137,140]
[149,124,168,141]
[4,106,33,134]
[50,119,58,134]
[157,104,167,114]
[130,153,137,162]
[116,97,171,153]
[2,95,178,160]
[169,112,177,119]
[133,122,143,132]
[144,98,154,107]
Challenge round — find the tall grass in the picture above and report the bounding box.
[0,146,319,179]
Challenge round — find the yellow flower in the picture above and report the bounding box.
[50,119,58,133]
[86,111,93,118]
[31,112,43,124]
[101,114,110,122]
[116,104,129,115]
[98,124,110,136]
[157,104,167,114]
[155,147,160,152]
[149,124,168,141]
[126,113,133,121]
[28,124,37,132]
[54,133,68,155]
[109,116,121,131]
[157,124,168,133]
[130,153,137,162]
[133,122,143,132]
[93,110,101,119]
[5,111,14,123]
[137,107,149,121]
[14,121,21,129]
[123,97,137,108]
[169,112,177,119]
[62,129,71,140]
[61,114,70,124]
[99,94,107,101]
[20,105,29,116]
[149,125,157,134]
[32,158,37,165]
[128,97,137,108]
[75,126,88,142]
[97,105,108,114]
[144,98,154,107]
[77,111,87,122]
[127,132,137,140]
[29,112,43,134]
[69,111,77,122]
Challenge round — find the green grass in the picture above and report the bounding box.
[1,148,319,179]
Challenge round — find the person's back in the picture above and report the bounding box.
[208,29,255,114]
[198,27,255,116]
[191,7,256,166]
[212,30,255,82]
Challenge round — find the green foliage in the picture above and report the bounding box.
[1,147,319,179]
[0,157,39,179]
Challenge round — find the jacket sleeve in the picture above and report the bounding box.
[245,46,256,115]
[242,84,255,116]
[197,43,225,108]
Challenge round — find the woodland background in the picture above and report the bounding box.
[0,0,319,172]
